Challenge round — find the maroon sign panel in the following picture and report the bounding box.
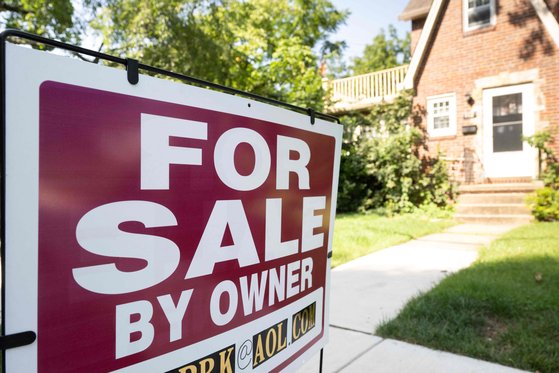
[34,80,339,372]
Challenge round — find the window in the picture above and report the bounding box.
[427,94,457,137]
[492,93,523,152]
[464,0,496,32]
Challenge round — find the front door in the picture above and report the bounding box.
[482,84,537,178]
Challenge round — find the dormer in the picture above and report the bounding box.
[399,0,432,53]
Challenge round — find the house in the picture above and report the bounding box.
[400,0,559,185]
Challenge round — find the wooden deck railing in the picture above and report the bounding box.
[325,64,408,113]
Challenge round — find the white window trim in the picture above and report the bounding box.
[463,0,496,32]
[427,93,457,138]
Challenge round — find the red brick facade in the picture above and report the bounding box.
[411,0,559,183]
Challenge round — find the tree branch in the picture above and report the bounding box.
[0,2,31,15]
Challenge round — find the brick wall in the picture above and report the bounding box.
[411,0,559,183]
[411,18,426,54]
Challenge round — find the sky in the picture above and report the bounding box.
[329,0,411,64]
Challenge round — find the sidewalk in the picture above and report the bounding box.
[298,224,529,373]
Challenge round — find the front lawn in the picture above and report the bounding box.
[331,210,455,268]
[376,222,559,372]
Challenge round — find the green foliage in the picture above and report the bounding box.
[337,91,456,214]
[367,127,455,213]
[320,40,348,80]
[2,0,347,110]
[527,188,559,222]
[525,129,559,188]
[336,113,375,212]
[1,0,81,43]
[350,24,410,75]
[525,129,559,221]
[91,0,347,110]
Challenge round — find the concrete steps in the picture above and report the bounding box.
[457,193,526,204]
[453,214,533,224]
[458,182,542,193]
[457,203,529,215]
[455,182,541,224]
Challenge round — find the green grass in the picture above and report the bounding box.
[376,222,559,372]
[331,210,455,268]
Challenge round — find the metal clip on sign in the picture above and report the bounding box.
[0,331,36,350]
[126,58,139,85]
[307,108,316,125]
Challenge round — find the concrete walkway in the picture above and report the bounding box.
[298,224,528,373]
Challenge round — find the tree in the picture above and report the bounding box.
[1,0,347,110]
[90,0,347,110]
[351,24,410,75]
[0,0,82,43]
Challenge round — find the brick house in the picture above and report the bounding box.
[400,0,559,184]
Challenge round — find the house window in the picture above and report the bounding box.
[464,0,496,31]
[427,94,457,137]
[492,93,523,152]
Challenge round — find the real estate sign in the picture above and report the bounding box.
[2,43,342,372]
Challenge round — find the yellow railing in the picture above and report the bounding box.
[326,64,408,112]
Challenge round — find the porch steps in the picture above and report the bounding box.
[455,182,542,224]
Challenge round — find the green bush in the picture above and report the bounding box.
[336,113,378,212]
[525,130,559,221]
[337,91,456,213]
[527,188,559,221]
[542,163,559,189]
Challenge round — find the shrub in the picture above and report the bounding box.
[527,188,559,222]
[336,91,456,213]
[542,162,559,190]
[336,113,379,212]
[525,129,559,221]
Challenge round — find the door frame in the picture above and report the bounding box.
[482,83,537,179]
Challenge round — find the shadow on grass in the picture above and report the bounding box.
[376,255,559,372]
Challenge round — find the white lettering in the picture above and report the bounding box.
[265,198,298,261]
[185,200,259,279]
[115,300,154,359]
[214,128,271,191]
[286,261,300,299]
[141,113,207,190]
[302,196,326,252]
[157,290,194,342]
[301,257,313,292]
[210,280,238,326]
[268,265,286,306]
[73,201,180,294]
[276,135,310,190]
[239,271,268,316]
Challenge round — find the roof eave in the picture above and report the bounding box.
[399,6,431,21]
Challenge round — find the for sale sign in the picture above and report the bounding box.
[3,43,342,372]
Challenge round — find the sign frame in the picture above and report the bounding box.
[0,30,342,372]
